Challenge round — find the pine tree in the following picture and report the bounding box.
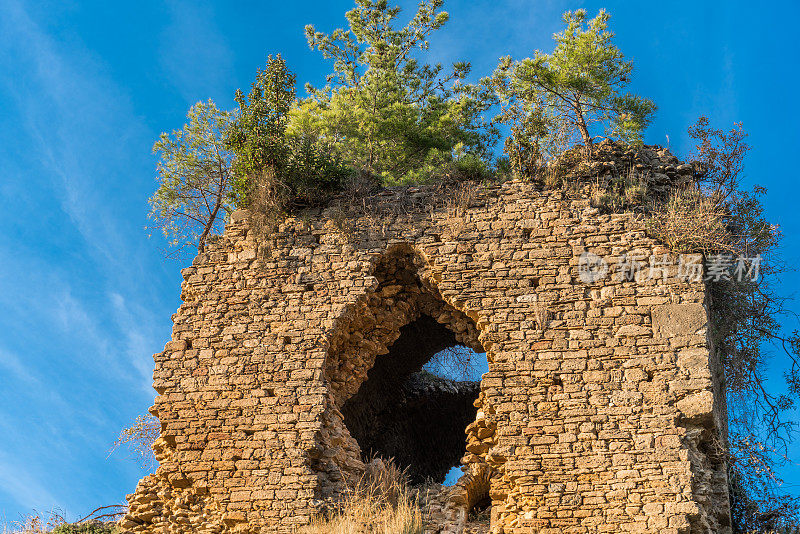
[509,9,656,156]
[291,0,496,184]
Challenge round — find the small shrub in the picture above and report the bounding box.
[646,186,729,253]
[227,55,349,214]
[448,153,492,183]
[267,135,351,211]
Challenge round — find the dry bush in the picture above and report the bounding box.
[621,165,648,205]
[111,415,160,469]
[589,164,648,213]
[542,146,588,188]
[298,458,423,534]
[444,182,476,220]
[245,168,286,257]
[327,172,483,241]
[4,510,66,534]
[646,186,731,254]
[441,182,477,237]
[646,118,797,531]
[4,507,125,534]
[341,170,381,200]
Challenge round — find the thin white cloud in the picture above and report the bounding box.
[0,0,149,273]
[52,289,113,363]
[0,349,36,385]
[0,0,172,387]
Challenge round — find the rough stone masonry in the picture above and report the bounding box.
[121,142,731,533]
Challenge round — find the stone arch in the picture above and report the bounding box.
[462,465,493,517]
[314,243,489,496]
[432,464,495,531]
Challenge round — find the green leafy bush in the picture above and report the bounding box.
[227,55,349,212]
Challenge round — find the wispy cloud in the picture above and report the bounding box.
[0,0,151,274]
[0,0,172,355]
[0,0,171,519]
[109,292,160,391]
[0,349,36,385]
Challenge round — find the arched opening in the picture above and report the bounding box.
[341,315,484,484]
[322,244,487,487]
[463,465,493,532]
[469,494,492,521]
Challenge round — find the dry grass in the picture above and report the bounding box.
[441,182,477,237]
[246,168,286,257]
[444,182,476,219]
[589,165,648,212]
[111,414,160,469]
[646,186,731,254]
[3,507,125,534]
[298,458,424,534]
[542,146,590,188]
[2,510,67,534]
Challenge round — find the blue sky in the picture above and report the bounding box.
[1,0,799,524]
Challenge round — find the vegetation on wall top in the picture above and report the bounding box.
[147,2,654,253]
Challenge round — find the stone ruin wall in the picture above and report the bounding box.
[121,144,732,534]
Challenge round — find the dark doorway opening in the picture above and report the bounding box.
[340,315,483,484]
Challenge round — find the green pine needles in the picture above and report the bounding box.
[492,9,656,175]
[294,0,497,185]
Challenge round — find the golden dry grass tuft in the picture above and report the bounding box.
[297,458,424,534]
[646,186,731,254]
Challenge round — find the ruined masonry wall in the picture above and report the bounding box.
[121,154,731,534]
